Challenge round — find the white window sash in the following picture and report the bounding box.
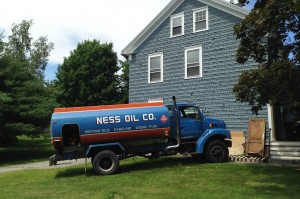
[193,7,208,32]
[148,53,163,83]
[170,13,185,37]
[185,46,202,79]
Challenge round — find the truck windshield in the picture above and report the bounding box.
[179,106,200,120]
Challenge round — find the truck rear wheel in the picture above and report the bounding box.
[92,150,119,175]
[204,140,228,163]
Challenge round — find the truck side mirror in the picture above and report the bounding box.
[196,111,202,121]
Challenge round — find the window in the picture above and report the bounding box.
[193,7,208,32]
[179,106,200,120]
[185,46,202,79]
[148,53,163,83]
[170,13,184,37]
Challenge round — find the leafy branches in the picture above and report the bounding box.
[56,39,122,107]
[234,0,300,114]
[0,20,54,145]
[6,20,54,79]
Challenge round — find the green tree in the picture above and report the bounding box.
[119,60,129,104]
[0,20,54,146]
[233,0,300,114]
[56,39,120,107]
[0,33,12,144]
[6,20,53,80]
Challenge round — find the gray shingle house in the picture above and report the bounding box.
[122,0,300,162]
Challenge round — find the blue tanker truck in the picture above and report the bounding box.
[49,97,232,175]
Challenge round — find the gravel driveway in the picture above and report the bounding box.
[0,158,86,173]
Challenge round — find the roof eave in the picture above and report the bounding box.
[121,0,250,57]
[198,0,249,19]
[121,0,184,56]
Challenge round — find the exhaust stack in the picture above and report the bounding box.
[165,96,181,150]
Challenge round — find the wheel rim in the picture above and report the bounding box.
[99,157,114,171]
[211,145,224,160]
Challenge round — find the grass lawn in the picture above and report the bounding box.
[0,136,54,166]
[0,156,300,199]
[1,137,299,198]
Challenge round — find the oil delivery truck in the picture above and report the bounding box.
[49,97,232,175]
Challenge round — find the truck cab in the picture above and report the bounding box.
[165,103,231,162]
[168,104,227,140]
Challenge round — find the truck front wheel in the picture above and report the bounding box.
[204,140,229,163]
[92,150,119,175]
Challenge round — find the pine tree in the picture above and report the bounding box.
[0,20,54,146]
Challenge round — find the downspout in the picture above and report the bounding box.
[165,96,181,150]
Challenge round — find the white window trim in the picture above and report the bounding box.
[148,53,163,84]
[193,7,209,33]
[185,46,202,79]
[170,12,185,38]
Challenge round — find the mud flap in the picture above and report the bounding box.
[49,154,57,166]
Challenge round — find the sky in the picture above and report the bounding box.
[0,0,254,81]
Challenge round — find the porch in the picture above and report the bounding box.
[269,141,300,164]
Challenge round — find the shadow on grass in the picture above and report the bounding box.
[120,156,205,174]
[0,137,53,166]
[54,156,206,179]
[240,164,300,198]
[55,167,94,179]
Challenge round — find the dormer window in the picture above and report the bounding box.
[170,13,184,37]
[193,7,208,32]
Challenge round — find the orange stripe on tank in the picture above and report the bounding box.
[54,102,165,113]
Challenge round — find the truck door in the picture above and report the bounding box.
[178,106,203,140]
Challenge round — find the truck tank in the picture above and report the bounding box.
[50,102,171,147]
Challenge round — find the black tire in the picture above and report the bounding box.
[204,140,229,163]
[92,150,119,175]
